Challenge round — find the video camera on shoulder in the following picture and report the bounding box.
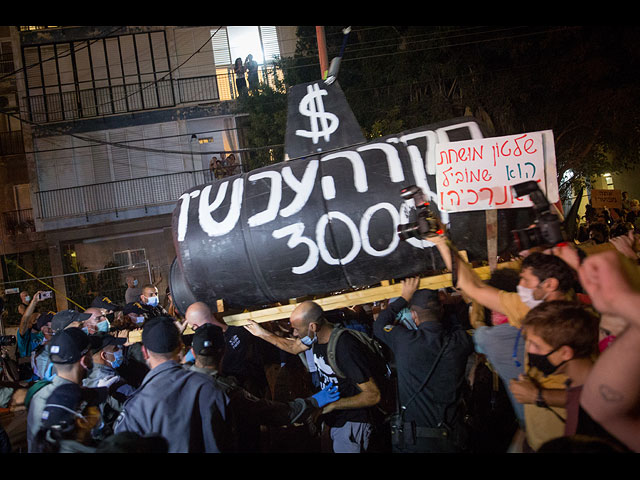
[397,185,442,241]
[511,180,565,251]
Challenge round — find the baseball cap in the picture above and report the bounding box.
[36,311,56,331]
[41,383,104,429]
[51,309,92,332]
[141,317,180,353]
[48,327,97,364]
[123,302,146,316]
[90,332,127,354]
[191,324,224,357]
[409,289,441,310]
[91,296,122,311]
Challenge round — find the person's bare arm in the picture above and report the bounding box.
[243,319,308,355]
[321,377,381,414]
[430,235,505,314]
[578,251,640,451]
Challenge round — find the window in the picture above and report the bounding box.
[0,41,13,74]
[603,173,614,190]
[114,248,146,267]
[211,26,280,66]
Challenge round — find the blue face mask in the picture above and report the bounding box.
[133,279,138,287]
[97,319,110,333]
[108,349,124,369]
[82,327,89,335]
[146,295,159,307]
[135,316,145,325]
[300,330,317,347]
[397,308,417,330]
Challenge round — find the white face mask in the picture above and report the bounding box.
[517,285,544,309]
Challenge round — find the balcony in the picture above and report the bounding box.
[34,167,240,230]
[2,208,35,235]
[26,66,282,124]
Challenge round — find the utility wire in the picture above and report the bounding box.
[1,25,578,160]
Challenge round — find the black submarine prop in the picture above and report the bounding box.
[169,80,536,315]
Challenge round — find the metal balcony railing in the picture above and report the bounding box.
[2,208,35,235]
[34,168,247,221]
[26,66,283,124]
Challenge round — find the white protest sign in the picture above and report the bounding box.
[435,131,550,212]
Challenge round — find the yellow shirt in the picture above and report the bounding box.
[498,290,568,450]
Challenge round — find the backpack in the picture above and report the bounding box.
[24,378,51,409]
[326,324,395,415]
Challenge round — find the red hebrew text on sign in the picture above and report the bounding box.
[435,132,545,212]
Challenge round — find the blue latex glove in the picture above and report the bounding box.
[311,383,340,408]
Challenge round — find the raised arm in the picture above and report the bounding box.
[577,250,640,451]
[18,291,43,336]
[243,319,308,355]
[429,235,505,314]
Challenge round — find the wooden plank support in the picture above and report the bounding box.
[223,264,501,327]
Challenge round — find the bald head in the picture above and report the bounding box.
[185,302,214,329]
[291,301,325,327]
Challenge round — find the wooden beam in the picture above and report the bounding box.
[223,264,499,326]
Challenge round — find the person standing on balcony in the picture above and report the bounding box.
[245,54,259,90]
[234,58,247,96]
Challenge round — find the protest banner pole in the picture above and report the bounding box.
[316,26,329,80]
[486,209,498,272]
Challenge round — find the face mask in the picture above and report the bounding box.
[135,316,145,325]
[108,349,124,369]
[300,330,317,347]
[97,319,110,333]
[528,346,566,377]
[82,327,89,335]
[517,285,543,309]
[146,295,159,307]
[25,296,31,303]
[396,308,417,330]
[133,279,138,287]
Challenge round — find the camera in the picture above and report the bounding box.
[397,185,442,241]
[0,335,16,346]
[40,291,53,300]
[511,180,565,251]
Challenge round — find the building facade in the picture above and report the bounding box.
[0,25,297,319]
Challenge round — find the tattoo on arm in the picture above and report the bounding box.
[598,384,624,403]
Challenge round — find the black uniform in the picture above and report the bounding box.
[373,297,473,453]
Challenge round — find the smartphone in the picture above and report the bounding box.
[40,291,53,299]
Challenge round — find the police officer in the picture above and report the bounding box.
[373,277,474,453]
[113,317,230,453]
[187,323,339,452]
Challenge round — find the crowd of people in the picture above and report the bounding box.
[576,192,640,247]
[1,203,639,454]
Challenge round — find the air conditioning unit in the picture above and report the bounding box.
[0,92,17,110]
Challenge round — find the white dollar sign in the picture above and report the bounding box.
[295,83,339,144]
